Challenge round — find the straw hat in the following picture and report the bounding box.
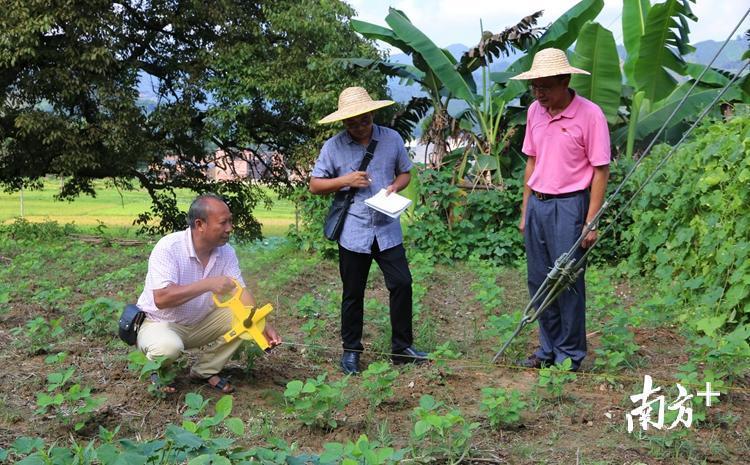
[510,48,590,80]
[318,87,394,124]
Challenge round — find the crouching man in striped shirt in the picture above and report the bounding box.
[135,193,281,393]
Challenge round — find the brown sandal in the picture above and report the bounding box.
[206,375,235,394]
[190,372,235,394]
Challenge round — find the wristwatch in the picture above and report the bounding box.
[586,222,597,231]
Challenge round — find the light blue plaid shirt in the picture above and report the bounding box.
[312,125,412,254]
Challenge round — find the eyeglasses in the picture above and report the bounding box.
[343,113,373,129]
[529,84,555,94]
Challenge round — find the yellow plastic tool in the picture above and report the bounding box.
[213,279,274,351]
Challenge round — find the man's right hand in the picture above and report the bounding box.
[518,216,526,234]
[205,276,237,296]
[343,170,371,189]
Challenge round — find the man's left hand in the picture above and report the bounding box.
[581,228,597,249]
[263,324,282,349]
[385,184,396,196]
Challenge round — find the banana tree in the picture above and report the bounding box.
[618,0,750,156]
[349,7,542,171]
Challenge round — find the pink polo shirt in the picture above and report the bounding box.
[136,229,245,325]
[522,92,610,194]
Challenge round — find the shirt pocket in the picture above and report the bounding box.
[557,124,586,155]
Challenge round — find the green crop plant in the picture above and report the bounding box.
[35,366,106,431]
[428,342,462,378]
[468,254,504,316]
[319,434,407,465]
[181,394,245,438]
[32,286,72,310]
[235,342,267,374]
[294,293,318,318]
[77,297,123,337]
[537,358,578,400]
[479,387,527,429]
[283,374,349,430]
[126,351,182,398]
[361,361,398,417]
[11,316,64,354]
[593,312,640,380]
[301,318,327,358]
[482,310,528,362]
[410,395,479,464]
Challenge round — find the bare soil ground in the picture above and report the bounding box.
[0,235,748,464]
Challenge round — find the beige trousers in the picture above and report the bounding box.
[137,309,242,378]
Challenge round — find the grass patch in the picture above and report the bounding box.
[0,179,295,237]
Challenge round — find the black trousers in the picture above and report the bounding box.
[338,241,413,353]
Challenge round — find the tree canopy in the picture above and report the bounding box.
[0,0,387,240]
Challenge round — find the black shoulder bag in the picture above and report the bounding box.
[323,139,378,241]
[118,304,146,346]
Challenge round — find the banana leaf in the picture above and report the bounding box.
[569,21,622,124]
[340,58,425,83]
[625,90,646,158]
[494,0,605,102]
[385,8,477,104]
[622,0,651,85]
[400,167,420,220]
[684,63,732,87]
[350,19,413,54]
[533,0,604,51]
[634,0,696,102]
[469,154,499,173]
[458,11,544,74]
[390,97,432,142]
[613,83,737,145]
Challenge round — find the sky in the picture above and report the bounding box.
[346,0,749,53]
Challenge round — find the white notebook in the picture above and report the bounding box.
[364,189,412,218]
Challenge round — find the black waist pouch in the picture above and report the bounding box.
[322,139,378,241]
[118,304,146,346]
[323,191,353,241]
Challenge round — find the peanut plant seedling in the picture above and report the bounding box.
[181,393,245,438]
[537,358,578,401]
[126,351,182,398]
[410,395,479,463]
[77,297,123,337]
[361,361,398,419]
[11,317,65,354]
[480,387,527,429]
[283,374,349,430]
[35,366,106,431]
[428,342,462,378]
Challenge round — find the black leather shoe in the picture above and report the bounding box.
[391,346,429,365]
[340,351,360,375]
[518,354,552,369]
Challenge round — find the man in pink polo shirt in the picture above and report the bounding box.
[512,48,610,372]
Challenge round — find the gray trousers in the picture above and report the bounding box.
[525,191,589,368]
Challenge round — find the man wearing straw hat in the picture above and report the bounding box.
[512,48,610,372]
[309,87,428,374]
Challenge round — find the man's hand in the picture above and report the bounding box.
[518,216,526,234]
[581,227,597,249]
[205,276,237,296]
[263,324,282,349]
[385,184,396,196]
[343,171,371,189]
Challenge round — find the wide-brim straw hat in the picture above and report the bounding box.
[510,48,590,80]
[318,87,394,124]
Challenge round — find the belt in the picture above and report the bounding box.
[532,190,586,201]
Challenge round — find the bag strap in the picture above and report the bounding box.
[344,139,379,200]
[356,139,379,172]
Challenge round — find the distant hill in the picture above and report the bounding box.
[386,38,747,103]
